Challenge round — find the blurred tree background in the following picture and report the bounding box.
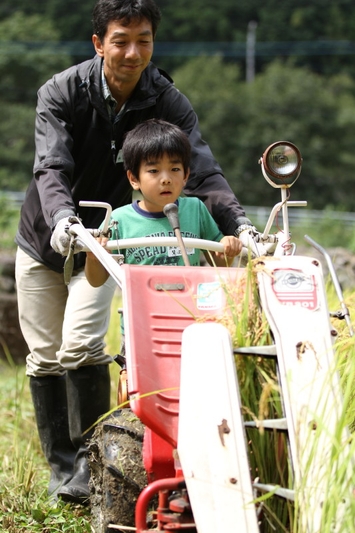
[2,0,355,212]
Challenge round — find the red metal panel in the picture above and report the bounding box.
[121,264,245,448]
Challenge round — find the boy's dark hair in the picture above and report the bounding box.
[122,119,191,178]
[92,0,161,40]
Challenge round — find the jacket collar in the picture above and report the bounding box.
[87,55,173,111]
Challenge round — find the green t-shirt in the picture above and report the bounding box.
[107,197,223,266]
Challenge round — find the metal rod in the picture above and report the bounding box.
[304,234,354,336]
[281,188,291,253]
[78,201,112,234]
[163,203,191,266]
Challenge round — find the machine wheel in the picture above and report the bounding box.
[88,409,147,532]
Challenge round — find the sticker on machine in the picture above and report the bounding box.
[272,269,319,310]
[168,246,194,257]
[196,281,223,310]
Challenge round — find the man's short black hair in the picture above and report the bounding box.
[122,119,191,178]
[92,0,161,40]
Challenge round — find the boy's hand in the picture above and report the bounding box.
[86,236,110,261]
[207,235,242,267]
[85,236,111,287]
[217,236,242,259]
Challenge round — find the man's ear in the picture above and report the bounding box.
[92,34,104,57]
[127,170,140,190]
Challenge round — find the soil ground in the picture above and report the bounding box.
[88,409,147,533]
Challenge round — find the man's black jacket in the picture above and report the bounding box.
[16,55,246,272]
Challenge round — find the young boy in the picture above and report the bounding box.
[85,119,242,286]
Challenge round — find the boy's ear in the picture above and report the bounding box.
[127,170,140,190]
[183,168,190,184]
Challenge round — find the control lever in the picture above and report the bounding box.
[163,203,190,266]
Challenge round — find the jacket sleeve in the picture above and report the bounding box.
[156,84,249,236]
[33,74,78,230]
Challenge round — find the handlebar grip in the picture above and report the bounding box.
[163,203,180,230]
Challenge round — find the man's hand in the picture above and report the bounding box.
[238,227,260,258]
[238,227,277,259]
[50,217,84,256]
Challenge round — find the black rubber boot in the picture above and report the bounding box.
[30,375,76,499]
[57,365,111,505]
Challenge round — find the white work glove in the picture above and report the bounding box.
[238,226,260,259]
[50,217,84,256]
[238,227,277,260]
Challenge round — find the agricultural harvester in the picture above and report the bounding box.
[65,142,355,532]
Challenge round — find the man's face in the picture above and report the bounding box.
[92,18,154,87]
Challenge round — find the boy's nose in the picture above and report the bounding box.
[161,172,172,184]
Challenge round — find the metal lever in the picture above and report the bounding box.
[305,234,354,336]
[163,203,190,266]
[64,235,75,285]
[63,216,83,285]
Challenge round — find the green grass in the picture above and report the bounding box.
[0,294,122,532]
[0,198,20,250]
[0,363,93,532]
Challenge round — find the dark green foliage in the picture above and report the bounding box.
[0,12,71,191]
[0,0,94,42]
[0,12,72,104]
[0,102,35,191]
[173,57,355,211]
[2,0,355,216]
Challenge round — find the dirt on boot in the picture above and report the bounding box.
[87,409,147,532]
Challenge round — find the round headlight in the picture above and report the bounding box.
[260,141,302,188]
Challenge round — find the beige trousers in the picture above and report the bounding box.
[15,248,116,377]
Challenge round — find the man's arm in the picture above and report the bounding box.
[157,84,254,236]
[34,80,77,231]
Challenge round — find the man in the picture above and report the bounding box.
[15,0,256,505]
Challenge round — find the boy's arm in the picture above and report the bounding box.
[204,236,242,267]
[85,237,110,287]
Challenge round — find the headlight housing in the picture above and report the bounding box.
[259,141,302,188]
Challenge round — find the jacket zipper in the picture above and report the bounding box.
[111,139,116,165]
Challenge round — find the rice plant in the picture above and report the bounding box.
[216,262,355,532]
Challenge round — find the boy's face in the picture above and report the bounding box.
[127,153,189,213]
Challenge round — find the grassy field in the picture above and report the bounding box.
[1,282,355,531]
[0,365,93,532]
[0,294,122,532]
